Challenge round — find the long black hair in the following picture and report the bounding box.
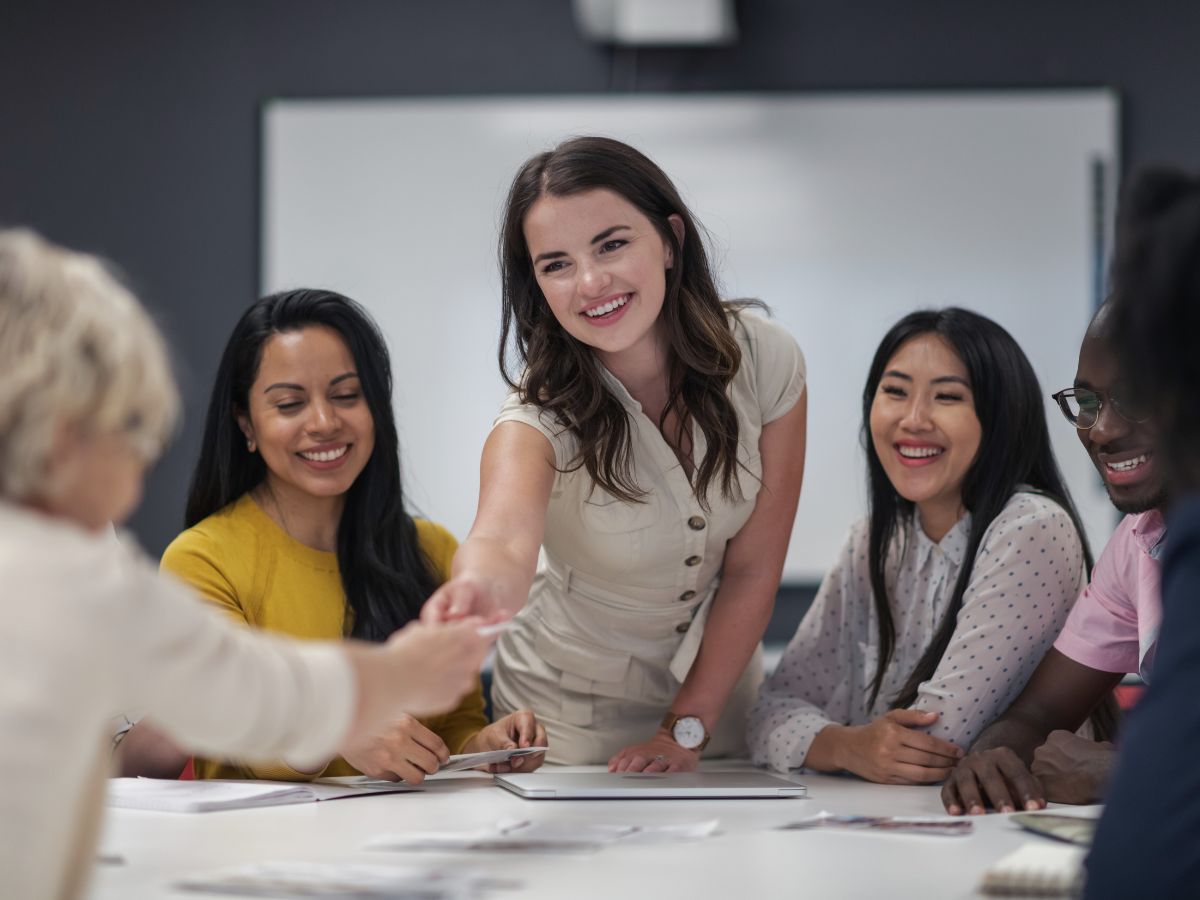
[185,289,440,641]
[862,308,1094,709]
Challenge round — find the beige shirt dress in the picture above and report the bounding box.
[491,312,806,763]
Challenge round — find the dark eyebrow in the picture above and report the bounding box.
[264,372,358,394]
[931,375,971,388]
[881,370,971,388]
[1074,379,1096,390]
[532,225,631,265]
[591,224,630,244]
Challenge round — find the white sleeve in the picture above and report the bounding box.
[909,494,1087,748]
[737,311,807,424]
[116,548,357,768]
[0,579,119,900]
[0,531,359,900]
[747,523,865,771]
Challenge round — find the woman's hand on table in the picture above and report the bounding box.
[608,731,699,774]
[829,709,963,784]
[342,714,450,784]
[462,710,548,773]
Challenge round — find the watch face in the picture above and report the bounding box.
[672,716,706,750]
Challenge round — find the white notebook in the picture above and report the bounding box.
[106,777,416,812]
[980,842,1086,897]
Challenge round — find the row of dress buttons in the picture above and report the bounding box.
[678,516,708,627]
[679,515,706,608]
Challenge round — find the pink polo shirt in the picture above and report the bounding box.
[1054,510,1165,682]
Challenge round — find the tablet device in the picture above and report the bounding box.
[494,771,806,800]
[1009,812,1098,846]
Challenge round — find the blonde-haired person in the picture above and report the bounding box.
[0,229,494,900]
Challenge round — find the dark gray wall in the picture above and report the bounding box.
[2,0,1198,556]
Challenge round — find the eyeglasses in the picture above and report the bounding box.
[1050,387,1150,430]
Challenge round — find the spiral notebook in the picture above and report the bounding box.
[979,842,1086,897]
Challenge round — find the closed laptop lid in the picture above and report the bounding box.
[494,771,806,800]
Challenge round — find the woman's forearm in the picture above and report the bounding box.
[803,723,852,772]
[670,573,776,727]
[449,534,540,616]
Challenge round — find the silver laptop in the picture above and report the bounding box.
[494,771,806,800]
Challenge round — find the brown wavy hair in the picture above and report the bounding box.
[498,136,751,508]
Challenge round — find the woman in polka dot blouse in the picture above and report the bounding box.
[748,308,1091,785]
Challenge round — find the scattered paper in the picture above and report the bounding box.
[176,861,489,898]
[619,820,721,845]
[780,811,973,836]
[368,817,719,853]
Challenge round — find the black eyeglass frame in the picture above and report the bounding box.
[1050,387,1151,430]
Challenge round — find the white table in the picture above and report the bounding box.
[88,765,1097,899]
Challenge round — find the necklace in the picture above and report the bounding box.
[255,481,341,552]
[256,481,295,543]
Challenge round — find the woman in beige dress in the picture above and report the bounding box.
[423,137,808,769]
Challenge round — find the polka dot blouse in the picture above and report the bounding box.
[747,491,1086,773]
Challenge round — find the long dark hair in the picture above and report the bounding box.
[499,136,748,509]
[862,308,1093,709]
[185,289,440,641]
[1111,166,1200,495]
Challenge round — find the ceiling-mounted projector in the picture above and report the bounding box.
[573,0,739,46]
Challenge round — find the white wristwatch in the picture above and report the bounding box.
[660,712,710,751]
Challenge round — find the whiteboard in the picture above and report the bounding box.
[263,92,1118,583]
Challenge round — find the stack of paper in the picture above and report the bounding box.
[341,746,549,787]
[106,777,417,813]
[438,746,547,773]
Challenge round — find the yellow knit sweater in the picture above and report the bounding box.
[160,493,486,780]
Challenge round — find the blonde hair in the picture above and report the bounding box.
[0,229,180,500]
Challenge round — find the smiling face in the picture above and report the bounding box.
[237,325,375,505]
[523,188,681,366]
[870,333,982,534]
[1074,334,1165,514]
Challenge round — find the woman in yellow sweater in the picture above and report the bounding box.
[134,289,545,783]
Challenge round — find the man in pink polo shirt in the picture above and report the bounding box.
[941,299,1165,815]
